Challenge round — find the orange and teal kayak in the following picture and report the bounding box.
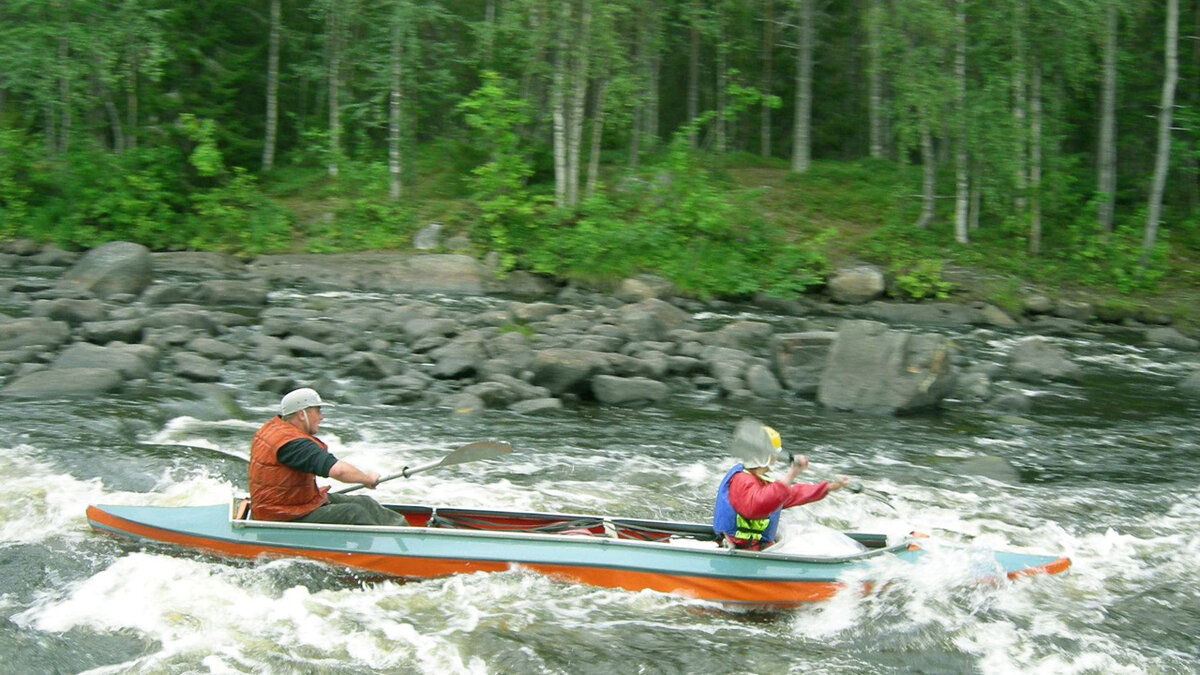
[86,500,1070,607]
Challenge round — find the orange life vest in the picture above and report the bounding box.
[249,416,331,521]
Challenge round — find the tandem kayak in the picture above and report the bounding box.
[86,499,1070,607]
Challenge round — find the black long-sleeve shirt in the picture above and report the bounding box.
[277,438,338,477]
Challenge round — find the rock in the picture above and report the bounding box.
[530,349,613,396]
[1145,327,1199,351]
[508,397,564,414]
[173,353,221,382]
[615,298,690,341]
[80,319,144,345]
[2,367,124,397]
[1054,300,1093,322]
[828,265,885,304]
[0,317,71,351]
[860,301,988,327]
[413,223,443,250]
[1178,370,1200,398]
[439,392,485,412]
[745,364,783,398]
[1022,295,1054,315]
[186,337,243,361]
[771,331,836,395]
[194,279,269,306]
[1009,337,1082,383]
[52,343,153,379]
[614,274,675,302]
[710,321,774,352]
[817,320,958,414]
[57,241,153,298]
[988,391,1032,414]
[30,298,107,326]
[591,374,670,405]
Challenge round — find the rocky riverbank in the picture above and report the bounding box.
[3,240,1199,414]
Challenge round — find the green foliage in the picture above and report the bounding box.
[189,167,293,255]
[1065,216,1168,293]
[458,71,536,271]
[892,258,955,300]
[0,125,33,240]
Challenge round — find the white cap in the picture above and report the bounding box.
[280,388,334,417]
[729,417,781,469]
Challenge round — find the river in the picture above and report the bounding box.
[2,285,1198,674]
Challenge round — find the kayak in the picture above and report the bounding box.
[86,499,1070,607]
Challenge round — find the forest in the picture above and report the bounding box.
[1,0,1198,303]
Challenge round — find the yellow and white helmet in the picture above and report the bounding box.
[729,418,783,469]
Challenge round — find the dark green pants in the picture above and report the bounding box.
[294,493,409,527]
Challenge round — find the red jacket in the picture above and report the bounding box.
[249,417,330,521]
[725,472,829,548]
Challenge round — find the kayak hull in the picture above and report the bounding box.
[86,501,1069,607]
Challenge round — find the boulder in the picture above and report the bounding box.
[817,320,958,415]
[771,331,836,395]
[591,374,670,405]
[828,266,885,304]
[52,343,153,379]
[1145,327,1199,351]
[2,367,124,397]
[530,349,613,396]
[57,241,152,298]
[1009,337,1082,383]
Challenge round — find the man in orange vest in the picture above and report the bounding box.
[249,387,409,526]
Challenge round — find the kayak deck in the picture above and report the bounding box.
[86,499,1070,606]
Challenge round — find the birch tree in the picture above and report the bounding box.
[762,0,775,157]
[262,0,280,171]
[1143,0,1178,266]
[954,0,968,244]
[867,0,884,159]
[1096,0,1118,234]
[791,0,813,173]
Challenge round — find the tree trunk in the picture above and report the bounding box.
[954,0,968,244]
[868,0,883,159]
[1029,60,1042,256]
[59,35,70,154]
[970,164,982,232]
[102,87,124,153]
[388,12,405,202]
[566,1,591,208]
[126,47,138,151]
[716,18,727,155]
[916,120,935,229]
[688,0,701,148]
[483,0,497,67]
[1143,0,1178,266]
[586,74,609,199]
[1011,0,1027,215]
[791,0,812,173]
[1097,0,1118,234]
[761,0,774,158]
[551,2,569,208]
[262,0,280,171]
[327,7,341,177]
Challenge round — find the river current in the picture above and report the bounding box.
[1,287,1198,674]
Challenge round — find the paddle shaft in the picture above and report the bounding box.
[336,459,440,494]
[334,440,512,494]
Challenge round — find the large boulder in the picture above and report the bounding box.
[530,349,613,396]
[2,367,124,397]
[817,320,958,414]
[58,242,153,298]
[1009,337,1082,383]
[827,265,885,304]
[771,331,836,395]
[590,374,670,405]
[0,317,71,351]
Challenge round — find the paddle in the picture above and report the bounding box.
[785,452,896,511]
[335,440,513,494]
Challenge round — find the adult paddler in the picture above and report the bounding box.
[249,387,409,526]
[713,418,850,550]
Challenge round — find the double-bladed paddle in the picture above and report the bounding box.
[335,440,513,494]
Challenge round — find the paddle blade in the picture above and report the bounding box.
[435,441,513,467]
